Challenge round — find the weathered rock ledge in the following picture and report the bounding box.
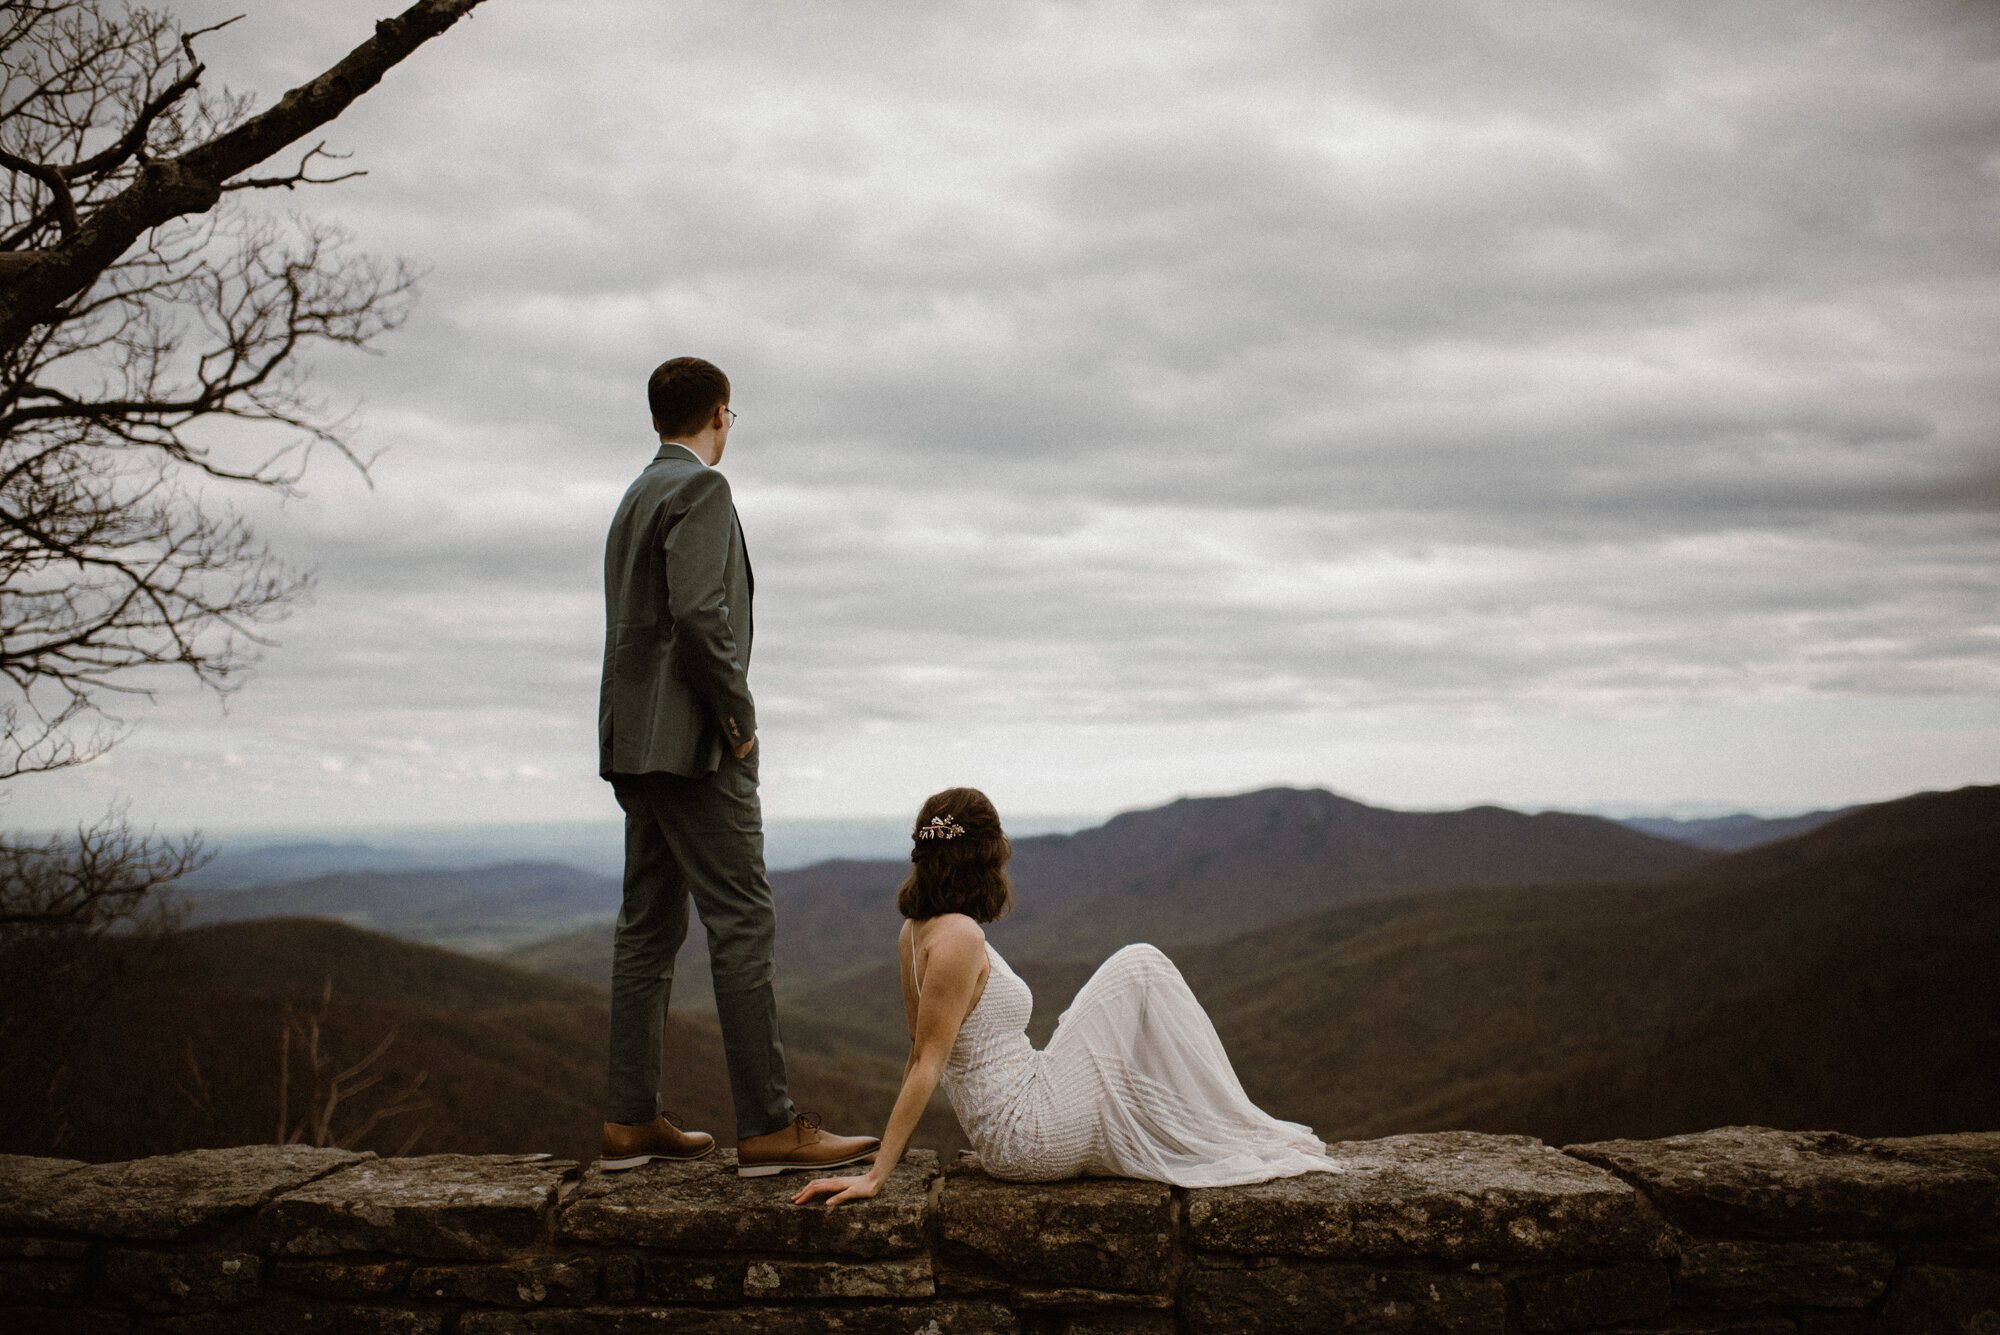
[1,1126,1994,1333]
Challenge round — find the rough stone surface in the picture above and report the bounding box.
[559,1149,936,1256]
[940,1159,1174,1291]
[458,1314,600,1335]
[1798,1315,1872,1335]
[98,1247,261,1313]
[1011,1286,1174,1309]
[637,1254,933,1303]
[635,1254,740,1303]
[1514,1261,1672,1330]
[1183,1260,1507,1334]
[1597,1320,1796,1335]
[0,1237,91,1259]
[0,1146,365,1241]
[0,1154,84,1194]
[1061,1314,1178,1335]
[267,1259,413,1299]
[1187,1131,1670,1262]
[408,1258,598,1307]
[137,1298,445,1333]
[0,1256,87,1303]
[1877,1264,2000,1335]
[739,1256,934,1301]
[1898,1235,2000,1267]
[263,1155,565,1260]
[597,1254,637,1303]
[0,1309,130,1335]
[457,1301,1020,1333]
[1876,1133,2000,1181]
[1566,1127,1997,1238]
[1675,1239,1895,1309]
[935,1264,1012,1296]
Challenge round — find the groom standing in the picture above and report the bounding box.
[597,356,879,1177]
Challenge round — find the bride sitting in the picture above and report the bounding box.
[793,787,1339,1206]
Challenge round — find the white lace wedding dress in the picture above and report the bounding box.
[934,940,1340,1187]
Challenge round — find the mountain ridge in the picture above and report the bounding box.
[182,862,622,955]
[512,785,1712,997]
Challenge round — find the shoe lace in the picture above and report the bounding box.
[796,1111,823,1139]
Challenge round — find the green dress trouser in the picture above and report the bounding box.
[605,748,795,1138]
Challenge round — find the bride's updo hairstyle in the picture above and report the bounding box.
[896,787,1012,923]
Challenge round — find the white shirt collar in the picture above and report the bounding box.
[659,440,707,466]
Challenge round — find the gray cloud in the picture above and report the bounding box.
[8,0,1995,828]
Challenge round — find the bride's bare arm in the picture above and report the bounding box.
[791,916,987,1206]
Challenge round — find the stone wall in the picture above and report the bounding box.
[1,1125,1995,1333]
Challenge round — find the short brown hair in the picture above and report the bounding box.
[896,787,1012,923]
[647,357,730,438]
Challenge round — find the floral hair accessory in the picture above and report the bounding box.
[915,814,966,841]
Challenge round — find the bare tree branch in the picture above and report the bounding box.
[0,5,478,1112]
[222,143,365,193]
[0,0,487,354]
[1,5,443,781]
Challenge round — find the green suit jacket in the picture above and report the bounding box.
[599,444,756,778]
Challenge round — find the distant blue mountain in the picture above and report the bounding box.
[1618,807,1860,851]
[179,862,622,955]
[176,842,465,891]
[175,815,1100,890]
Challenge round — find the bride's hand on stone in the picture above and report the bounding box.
[790,1173,879,1206]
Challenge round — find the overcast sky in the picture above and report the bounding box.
[10,0,1999,831]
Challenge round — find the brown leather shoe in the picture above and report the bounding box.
[599,1113,715,1171]
[735,1112,880,1178]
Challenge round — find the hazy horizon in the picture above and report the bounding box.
[61,782,1907,888]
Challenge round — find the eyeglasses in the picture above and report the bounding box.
[724,407,738,427]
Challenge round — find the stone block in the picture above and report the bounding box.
[558,1149,935,1257]
[458,1314,601,1335]
[739,1256,934,1301]
[1798,1314,1871,1335]
[1187,1131,1670,1262]
[0,1237,91,1259]
[0,1146,365,1242]
[0,1153,86,1189]
[263,1155,565,1260]
[0,1309,131,1335]
[1898,1235,2000,1267]
[1877,1264,2000,1335]
[0,1255,87,1303]
[1566,1127,1996,1239]
[98,1248,261,1312]
[1011,1287,1175,1310]
[936,1264,1013,1296]
[635,1254,933,1303]
[1513,1262,1672,1330]
[1060,1314,1179,1335]
[460,1303,1019,1333]
[408,1258,597,1306]
[597,1254,637,1302]
[267,1259,413,1299]
[636,1254,740,1302]
[1676,1240,1894,1309]
[1183,1261,1507,1334]
[1875,1132,2000,1181]
[137,1298,445,1333]
[1597,1320,1794,1334]
[939,1164,1174,1291]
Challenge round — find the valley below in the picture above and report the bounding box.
[3,785,1992,1164]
